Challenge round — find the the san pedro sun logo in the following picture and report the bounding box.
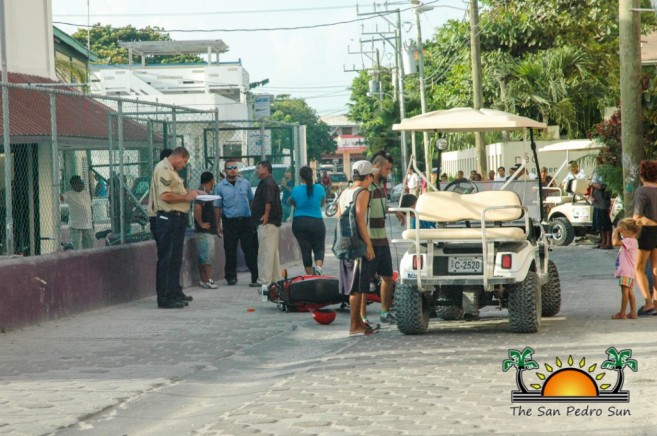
[503,347,637,403]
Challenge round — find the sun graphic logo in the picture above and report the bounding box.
[503,347,637,403]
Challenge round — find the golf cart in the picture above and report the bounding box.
[540,140,605,246]
[390,107,561,334]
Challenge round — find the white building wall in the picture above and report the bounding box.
[2,0,55,79]
[441,140,599,181]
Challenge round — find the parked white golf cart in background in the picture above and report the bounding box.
[539,140,605,246]
[390,108,561,334]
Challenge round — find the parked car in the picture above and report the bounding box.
[327,172,349,198]
[388,183,404,204]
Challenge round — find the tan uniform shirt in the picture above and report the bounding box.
[148,158,190,214]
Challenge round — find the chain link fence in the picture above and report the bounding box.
[0,81,299,257]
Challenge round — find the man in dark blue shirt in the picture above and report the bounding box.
[213,160,259,287]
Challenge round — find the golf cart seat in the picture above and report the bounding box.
[545,178,590,205]
[400,191,527,241]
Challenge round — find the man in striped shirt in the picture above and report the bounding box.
[360,151,398,325]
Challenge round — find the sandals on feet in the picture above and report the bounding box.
[637,306,657,316]
[626,312,638,319]
[611,312,626,320]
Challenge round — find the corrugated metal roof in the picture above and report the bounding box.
[0,73,155,145]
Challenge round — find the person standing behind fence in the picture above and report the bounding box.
[213,159,259,287]
[252,161,283,288]
[280,168,294,222]
[289,166,326,276]
[194,171,219,289]
[149,146,199,309]
[61,175,95,250]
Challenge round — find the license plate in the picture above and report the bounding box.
[448,257,483,273]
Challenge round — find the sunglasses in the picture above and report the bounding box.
[225,165,238,170]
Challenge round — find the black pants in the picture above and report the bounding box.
[292,216,326,268]
[223,217,258,282]
[155,212,186,304]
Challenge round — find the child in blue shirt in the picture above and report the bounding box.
[400,194,435,229]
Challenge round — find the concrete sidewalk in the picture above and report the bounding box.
[1,245,656,435]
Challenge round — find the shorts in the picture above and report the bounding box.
[196,232,216,265]
[637,225,657,251]
[358,245,393,292]
[618,276,634,288]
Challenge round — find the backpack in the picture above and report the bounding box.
[332,188,369,260]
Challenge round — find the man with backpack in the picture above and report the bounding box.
[362,151,397,325]
[335,160,377,336]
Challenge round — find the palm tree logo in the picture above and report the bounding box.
[503,347,637,403]
[503,347,539,394]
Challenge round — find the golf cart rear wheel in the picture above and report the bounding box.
[395,284,430,335]
[434,305,464,321]
[549,217,575,246]
[507,271,541,333]
[541,260,562,317]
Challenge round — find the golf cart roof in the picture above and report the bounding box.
[538,139,605,152]
[392,107,547,132]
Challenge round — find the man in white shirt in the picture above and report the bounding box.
[561,161,586,193]
[406,168,419,197]
[494,166,507,181]
[61,175,94,250]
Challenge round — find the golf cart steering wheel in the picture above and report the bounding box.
[444,179,479,194]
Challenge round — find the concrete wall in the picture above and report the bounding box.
[3,0,56,79]
[0,224,300,330]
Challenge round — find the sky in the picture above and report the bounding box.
[51,0,468,118]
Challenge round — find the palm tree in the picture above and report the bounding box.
[505,46,597,137]
[601,347,638,393]
[503,347,539,393]
[54,58,87,85]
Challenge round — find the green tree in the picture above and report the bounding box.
[347,70,402,160]
[71,24,202,65]
[269,96,336,162]
[54,58,87,84]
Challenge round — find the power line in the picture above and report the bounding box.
[54,12,392,33]
[53,4,360,18]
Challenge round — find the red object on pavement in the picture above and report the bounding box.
[312,309,337,325]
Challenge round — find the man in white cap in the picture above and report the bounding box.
[337,160,378,336]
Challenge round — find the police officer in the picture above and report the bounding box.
[213,159,259,287]
[148,146,201,309]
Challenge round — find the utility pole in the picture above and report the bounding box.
[619,0,643,212]
[355,6,408,169]
[469,0,486,176]
[412,1,431,180]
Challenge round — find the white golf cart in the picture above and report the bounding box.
[540,140,605,246]
[390,108,561,334]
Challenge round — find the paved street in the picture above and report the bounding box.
[1,216,657,435]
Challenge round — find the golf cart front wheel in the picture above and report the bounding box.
[541,260,562,317]
[434,305,464,321]
[548,217,575,246]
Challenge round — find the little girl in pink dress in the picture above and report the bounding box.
[612,218,641,319]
